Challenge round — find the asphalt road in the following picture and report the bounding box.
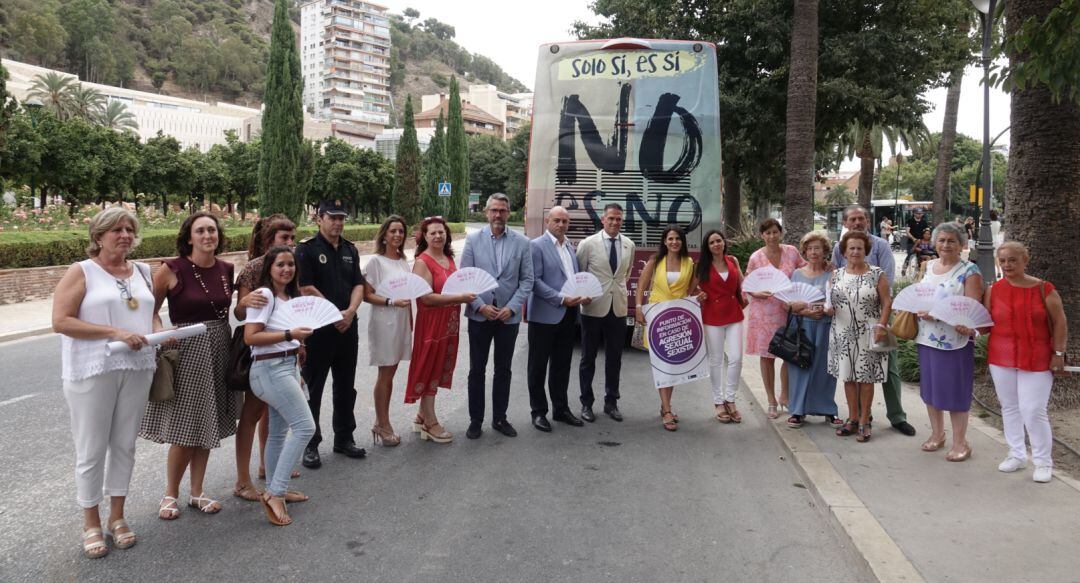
[0,311,869,582]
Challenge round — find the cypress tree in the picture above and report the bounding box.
[446,76,470,221]
[421,111,449,218]
[392,95,422,224]
[257,0,304,222]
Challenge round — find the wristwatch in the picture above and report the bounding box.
[385,298,392,306]
[284,330,293,342]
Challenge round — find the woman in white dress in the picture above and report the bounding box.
[362,215,413,446]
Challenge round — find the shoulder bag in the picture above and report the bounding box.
[133,263,178,402]
[227,293,275,392]
[768,309,814,369]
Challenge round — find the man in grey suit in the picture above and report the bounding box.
[577,203,636,422]
[460,193,534,439]
[526,206,592,432]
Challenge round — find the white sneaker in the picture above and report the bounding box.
[1033,466,1053,483]
[998,456,1027,473]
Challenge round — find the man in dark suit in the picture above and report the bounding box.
[526,206,591,432]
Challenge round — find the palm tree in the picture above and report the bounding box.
[95,100,139,132]
[68,84,105,121]
[27,72,77,119]
[782,0,819,241]
[834,121,932,208]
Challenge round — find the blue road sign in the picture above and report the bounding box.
[438,182,452,197]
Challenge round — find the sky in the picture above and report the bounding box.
[384,0,1011,167]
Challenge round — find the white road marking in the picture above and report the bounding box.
[0,393,38,408]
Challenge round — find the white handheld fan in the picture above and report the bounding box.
[267,296,343,331]
[741,266,792,294]
[774,282,826,304]
[375,273,432,301]
[560,272,604,298]
[928,296,994,328]
[442,267,499,296]
[892,283,939,314]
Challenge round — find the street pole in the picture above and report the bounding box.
[972,0,998,282]
[24,98,43,208]
[893,154,903,232]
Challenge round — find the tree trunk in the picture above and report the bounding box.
[933,66,964,215]
[1005,0,1080,406]
[160,193,168,217]
[722,167,743,237]
[782,0,819,243]
[857,147,875,209]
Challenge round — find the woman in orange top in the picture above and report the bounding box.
[985,242,1068,483]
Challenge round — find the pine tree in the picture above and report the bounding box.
[446,76,470,221]
[421,111,449,218]
[257,0,304,222]
[392,95,422,224]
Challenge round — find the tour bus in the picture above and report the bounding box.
[524,38,723,326]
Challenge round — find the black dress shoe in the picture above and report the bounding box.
[532,415,552,432]
[332,442,367,458]
[580,406,596,423]
[466,422,482,439]
[603,404,624,422]
[892,421,917,436]
[552,410,584,426]
[301,445,321,469]
[492,420,518,437]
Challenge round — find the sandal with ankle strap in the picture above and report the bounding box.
[714,404,733,423]
[158,496,180,520]
[284,490,309,503]
[106,518,136,550]
[188,493,222,514]
[725,402,742,424]
[661,409,678,431]
[420,421,453,443]
[82,527,109,559]
[233,484,261,502]
[259,491,292,526]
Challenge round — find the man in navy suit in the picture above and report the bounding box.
[526,206,592,432]
[460,193,534,439]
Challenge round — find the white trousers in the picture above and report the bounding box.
[705,322,744,404]
[989,364,1054,468]
[63,369,154,508]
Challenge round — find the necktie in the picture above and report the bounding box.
[608,237,619,273]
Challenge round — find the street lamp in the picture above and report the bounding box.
[23,97,44,208]
[972,0,999,282]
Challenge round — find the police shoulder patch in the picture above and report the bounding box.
[298,235,316,244]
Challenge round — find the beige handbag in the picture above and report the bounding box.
[149,349,179,402]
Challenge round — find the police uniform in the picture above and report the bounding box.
[296,202,367,460]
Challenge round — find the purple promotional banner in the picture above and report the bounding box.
[641,298,710,389]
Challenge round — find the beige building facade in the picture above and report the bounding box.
[421,84,532,140]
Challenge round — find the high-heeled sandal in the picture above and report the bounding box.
[767,404,779,419]
[836,419,857,437]
[106,518,136,550]
[921,434,947,452]
[661,409,678,431]
[945,442,972,462]
[412,415,425,434]
[714,404,733,423]
[420,422,453,443]
[82,527,108,559]
[856,422,872,443]
[259,491,291,526]
[372,424,401,447]
[725,402,742,423]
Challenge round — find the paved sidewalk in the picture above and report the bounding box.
[742,354,1080,583]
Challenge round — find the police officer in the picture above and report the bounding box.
[296,200,367,468]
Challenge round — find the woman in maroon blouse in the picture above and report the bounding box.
[140,212,240,519]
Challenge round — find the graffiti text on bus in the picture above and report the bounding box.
[556,85,703,186]
[555,190,703,234]
[557,50,705,81]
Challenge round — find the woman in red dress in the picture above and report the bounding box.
[405,217,476,444]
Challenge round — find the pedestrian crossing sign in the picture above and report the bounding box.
[438,182,452,197]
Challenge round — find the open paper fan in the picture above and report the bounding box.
[774,282,825,304]
[892,283,939,314]
[267,296,343,331]
[928,296,994,328]
[375,272,432,301]
[442,267,499,296]
[742,266,792,294]
[560,272,604,299]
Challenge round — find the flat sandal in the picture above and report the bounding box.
[106,518,136,550]
[82,527,108,559]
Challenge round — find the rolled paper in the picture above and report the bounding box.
[105,323,208,355]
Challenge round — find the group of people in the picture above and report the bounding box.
[53,197,1067,558]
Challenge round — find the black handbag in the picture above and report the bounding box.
[768,309,814,369]
[226,326,252,392]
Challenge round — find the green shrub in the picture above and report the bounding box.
[897,339,920,383]
[0,223,463,268]
[727,239,765,268]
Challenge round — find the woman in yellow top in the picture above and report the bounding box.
[635,225,696,431]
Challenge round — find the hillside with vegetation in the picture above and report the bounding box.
[0,0,528,113]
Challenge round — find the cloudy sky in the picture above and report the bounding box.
[386,0,1011,163]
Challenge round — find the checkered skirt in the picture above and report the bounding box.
[139,320,239,449]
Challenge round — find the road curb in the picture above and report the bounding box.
[740,355,925,583]
[0,326,54,344]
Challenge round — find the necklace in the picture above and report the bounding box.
[116,276,139,310]
[190,259,231,320]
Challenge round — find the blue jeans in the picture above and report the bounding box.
[250,356,316,497]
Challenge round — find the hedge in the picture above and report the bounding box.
[0,223,464,269]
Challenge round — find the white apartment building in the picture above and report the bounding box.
[300,0,393,141]
[421,84,533,140]
[374,127,435,161]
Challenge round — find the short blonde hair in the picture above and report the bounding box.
[87,207,140,257]
[799,230,831,257]
[996,240,1029,260]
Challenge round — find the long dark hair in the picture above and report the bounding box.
[654,224,689,262]
[696,229,728,283]
[258,246,301,299]
[176,211,226,257]
[375,214,407,256]
[415,216,453,259]
[248,213,296,260]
